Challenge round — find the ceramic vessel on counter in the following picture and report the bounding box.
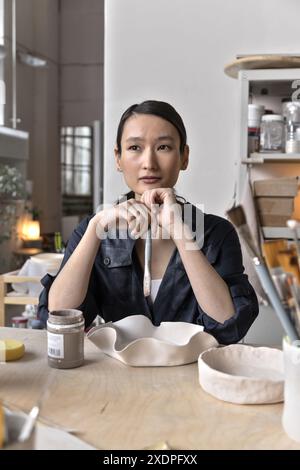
[282,337,300,443]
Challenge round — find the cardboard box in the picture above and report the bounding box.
[254,177,299,197]
[256,197,295,215]
[258,214,291,227]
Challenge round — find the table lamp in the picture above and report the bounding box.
[21,220,42,249]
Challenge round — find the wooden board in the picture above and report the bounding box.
[1,327,300,450]
[224,55,300,79]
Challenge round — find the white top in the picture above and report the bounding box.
[150,279,162,303]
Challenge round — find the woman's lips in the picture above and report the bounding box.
[139,177,161,184]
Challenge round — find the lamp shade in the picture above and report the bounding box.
[21,220,40,240]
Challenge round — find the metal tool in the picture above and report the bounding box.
[287,219,300,271]
[227,205,300,342]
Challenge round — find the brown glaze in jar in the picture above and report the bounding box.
[47,309,84,369]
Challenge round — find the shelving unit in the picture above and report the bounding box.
[261,226,294,239]
[237,68,300,206]
[236,68,300,244]
[242,153,300,164]
[0,270,40,326]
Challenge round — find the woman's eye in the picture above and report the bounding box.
[158,144,171,151]
[128,145,140,151]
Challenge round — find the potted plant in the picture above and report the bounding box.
[0,164,26,246]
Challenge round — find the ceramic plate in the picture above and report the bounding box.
[87,315,218,367]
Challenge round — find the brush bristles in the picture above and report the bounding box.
[226,205,247,229]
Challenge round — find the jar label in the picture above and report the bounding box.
[47,331,64,359]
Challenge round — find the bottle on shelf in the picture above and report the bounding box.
[260,115,284,153]
[248,104,265,156]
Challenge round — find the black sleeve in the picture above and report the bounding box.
[197,221,259,344]
[37,216,101,328]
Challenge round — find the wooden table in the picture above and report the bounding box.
[1,327,300,450]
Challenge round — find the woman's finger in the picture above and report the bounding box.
[132,201,152,225]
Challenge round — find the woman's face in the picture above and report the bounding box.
[115,114,189,197]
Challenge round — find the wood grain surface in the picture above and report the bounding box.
[0,327,300,450]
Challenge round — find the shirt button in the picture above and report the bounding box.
[103,257,111,266]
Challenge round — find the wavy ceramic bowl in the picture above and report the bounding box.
[87,315,219,367]
[198,344,284,404]
[30,253,64,271]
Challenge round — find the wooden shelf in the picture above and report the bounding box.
[2,270,41,284]
[262,226,294,239]
[0,270,40,326]
[242,153,300,164]
[4,294,39,306]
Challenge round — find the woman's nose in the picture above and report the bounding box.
[142,148,158,169]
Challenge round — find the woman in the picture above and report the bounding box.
[38,100,258,344]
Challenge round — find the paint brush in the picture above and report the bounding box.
[143,227,152,297]
[287,219,300,271]
[286,275,300,336]
[226,205,300,342]
[18,369,56,443]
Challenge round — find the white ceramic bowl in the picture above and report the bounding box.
[87,314,219,367]
[30,253,63,267]
[198,344,284,404]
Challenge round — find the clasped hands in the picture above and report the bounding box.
[95,188,183,240]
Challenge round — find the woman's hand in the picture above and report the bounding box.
[140,188,183,239]
[93,198,151,239]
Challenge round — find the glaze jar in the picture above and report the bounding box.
[47,309,84,369]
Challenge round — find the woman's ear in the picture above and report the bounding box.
[114,146,122,172]
[181,145,189,170]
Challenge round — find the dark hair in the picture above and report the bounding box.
[116,100,187,154]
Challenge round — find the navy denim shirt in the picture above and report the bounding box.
[38,204,259,344]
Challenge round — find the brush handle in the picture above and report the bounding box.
[143,228,152,297]
[254,260,299,342]
[291,228,300,271]
[18,405,39,442]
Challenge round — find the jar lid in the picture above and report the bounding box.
[12,316,28,324]
[262,114,284,122]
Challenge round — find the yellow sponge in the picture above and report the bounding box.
[0,401,4,449]
[0,339,25,362]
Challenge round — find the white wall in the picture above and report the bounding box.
[104,0,300,212]
[104,0,300,345]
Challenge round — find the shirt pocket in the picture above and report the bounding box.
[100,247,132,268]
[100,247,133,304]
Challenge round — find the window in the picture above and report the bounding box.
[60,126,93,217]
